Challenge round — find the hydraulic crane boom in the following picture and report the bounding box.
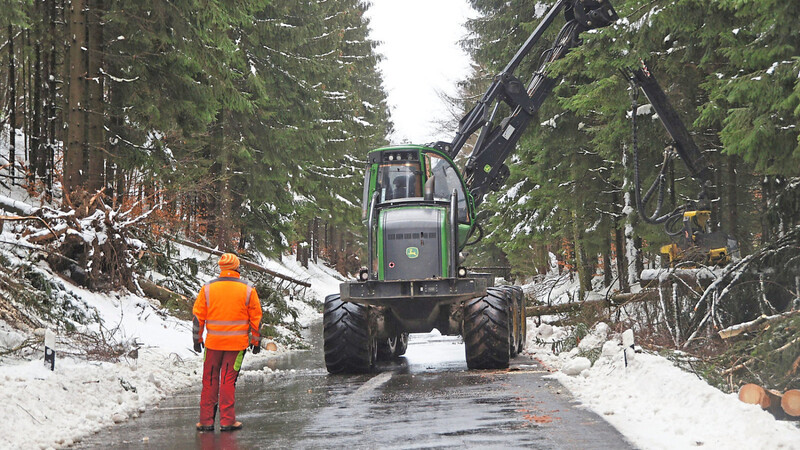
[624,63,735,266]
[430,0,732,265]
[626,64,716,215]
[432,0,618,206]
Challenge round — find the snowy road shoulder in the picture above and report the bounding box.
[0,349,199,449]
[0,311,317,449]
[525,321,800,450]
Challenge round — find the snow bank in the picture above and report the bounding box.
[0,350,197,449]
[525,321,800,449]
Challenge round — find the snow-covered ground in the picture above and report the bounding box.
[524,321,800,449]
[0,254,337,449]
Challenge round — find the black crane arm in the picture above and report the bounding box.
[432,0,618,206]
[626,64,716,210]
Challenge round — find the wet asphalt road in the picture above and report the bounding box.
[76,322,632,449]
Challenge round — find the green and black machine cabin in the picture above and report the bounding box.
[343,146,495,339]
[326,145,523,374]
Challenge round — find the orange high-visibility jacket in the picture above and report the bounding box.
[192,270,262,351]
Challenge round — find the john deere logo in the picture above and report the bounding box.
[406,247,419,259]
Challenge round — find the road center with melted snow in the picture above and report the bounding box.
[76,324,632,449]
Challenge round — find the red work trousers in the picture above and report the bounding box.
[199,348,244,426]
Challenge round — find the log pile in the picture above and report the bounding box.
[738,384,800,419]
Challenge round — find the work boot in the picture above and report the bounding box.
[220,421,243,432]
[196,422,214,432]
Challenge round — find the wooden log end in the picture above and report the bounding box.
[738,384,770,409]
[782,389,800,417]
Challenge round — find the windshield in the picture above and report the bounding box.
[424,152,468,223]
[376,162,422,202]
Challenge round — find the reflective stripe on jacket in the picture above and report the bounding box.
[192,269,262,351]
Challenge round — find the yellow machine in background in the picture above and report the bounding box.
[660,210,733,267]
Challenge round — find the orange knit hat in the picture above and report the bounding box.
[218,253,240,271]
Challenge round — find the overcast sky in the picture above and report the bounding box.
[365,0,476,145]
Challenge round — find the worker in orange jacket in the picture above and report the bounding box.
[192,253,262,432]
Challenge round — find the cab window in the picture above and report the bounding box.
[424,152,469,223]
[376,162,422,202]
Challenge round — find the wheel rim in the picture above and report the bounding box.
[386,335,398,354]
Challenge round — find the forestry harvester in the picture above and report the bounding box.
[324,0,735,373]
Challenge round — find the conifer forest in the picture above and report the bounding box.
[0,0,390,290]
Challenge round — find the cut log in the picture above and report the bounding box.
[738,384,770,409]
[783,390,800,417]
[174,238,311,288]
[738,384,788,418]
[264,342,278,352]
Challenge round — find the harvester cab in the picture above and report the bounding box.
[360,146,476,281]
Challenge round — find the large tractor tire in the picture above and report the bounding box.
[499,286,520,357]
[323,294,376,374]
[463,287,512,370]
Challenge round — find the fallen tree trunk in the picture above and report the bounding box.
[174,238,312,288]
[718,310,800,340]
[526,301,588,316]
[26,223,68,244]
[526,290,657,316]
[0,193,38,216]
[139,279,188,305]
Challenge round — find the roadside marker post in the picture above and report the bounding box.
[44,328,55,371]
[622,329,635,367]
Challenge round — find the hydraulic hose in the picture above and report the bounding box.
[627,75,683,226]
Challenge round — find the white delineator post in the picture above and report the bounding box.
[622,329,635,367]
[44,328,55,371]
